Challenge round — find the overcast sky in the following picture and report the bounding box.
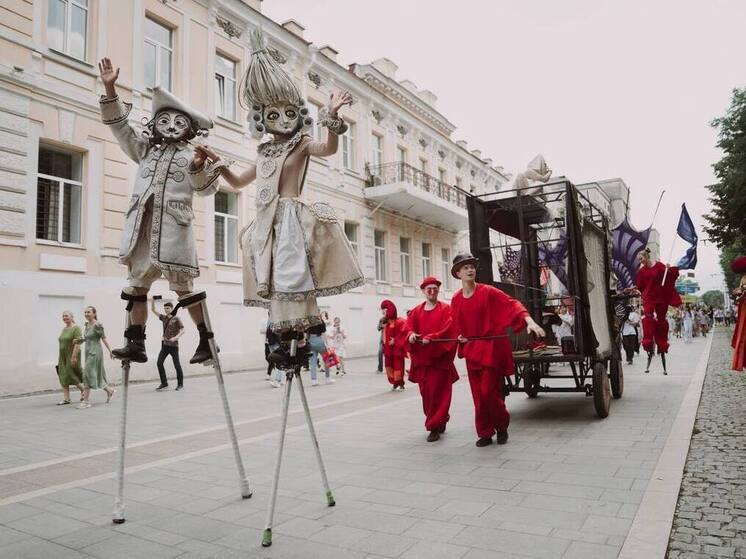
[265,0,746,295]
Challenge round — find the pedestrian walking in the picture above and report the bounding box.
[376,314,386,374]
[261,317,275,380]
[75,306,115,408]
[622,306,640,365]
[308,333,334,386]
[682,306,694,344]
[56,311,85,405]
[327,317,347,375]
[151,300,185,391]
[405,276,458,442]
[450,253,545,447]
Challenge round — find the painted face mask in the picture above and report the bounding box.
[154,110,192,143]
[262,101,301,136]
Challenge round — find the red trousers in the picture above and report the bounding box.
[467,364,510,438]
[642,302,670,354]
[384,355,405,387]
[415,368,453,432]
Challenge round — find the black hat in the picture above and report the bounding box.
[451,252,479,279]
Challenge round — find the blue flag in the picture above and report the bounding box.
[676,204,698,270]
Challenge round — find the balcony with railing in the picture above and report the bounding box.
[364,162,469,232]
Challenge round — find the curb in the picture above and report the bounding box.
[618,333,714,558]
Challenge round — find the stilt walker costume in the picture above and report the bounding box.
[450,253,545,447]
[405,277,458,442]
[730,256,746,372]
[210,30,362,547]
[633,248,681,374]
[97,57,251,525]
[381,300,409,390]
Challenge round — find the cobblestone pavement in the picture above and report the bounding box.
[667,328,746,559]
[0,335,710,559]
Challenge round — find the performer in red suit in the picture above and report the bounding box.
[405,276,459,442]
[381,300,408,391]
[730,256,746,372]
[450,253,545,447]
[633,248,681,374]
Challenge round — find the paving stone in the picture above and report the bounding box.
[0,537,90,558]
[561,540,620,558]
[7,511,92,540]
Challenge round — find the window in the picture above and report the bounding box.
[371,133,383,168]
[307,102,323,140]
[397,146,407,164]
[421,242,432,278]
[214,191,238,263]
[455,177,462,189]
[374,229,387,282]
[400,237,411,285]
[441,248,451,290]
[344,221,359,259]
[438,168,447,184]
[36,146,82,245]
[144,16,172,90]
[215,53,237,120]
[419,158,427,174]
[48,0,88,60]
[342,122,356,170]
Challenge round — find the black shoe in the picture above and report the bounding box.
[495,431,509,445]
[190,334,215,364]
[437,425,447,434]
[476,437,493,447]
[112,326,147,363]
[175,385,183,391]
[156,384,168,391]
[427,431,440,442]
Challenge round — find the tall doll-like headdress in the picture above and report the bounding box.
[240,29,312,139]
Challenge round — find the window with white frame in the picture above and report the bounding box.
[342,122,356,170]
[48,0,88,60]
[307,102,323,140]
[374,229,387,282]
[441,248,451,290]
[397,146,407,164]
[214,53,237,120]
[371,133,383,168]
[438,168,447,184]
[344,221,359,259]
[214,191,239,264]
[399,237,411,285]
[419,158,427,174]
[421,242,432,278]
[144,16,172,90]
[36,146,82,245]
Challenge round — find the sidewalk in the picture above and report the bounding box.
[0,335,711,558]
[667,328,746,558]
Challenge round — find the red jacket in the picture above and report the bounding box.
[635,261,682,307]
[405,300,458,383]
[451,283,528,374]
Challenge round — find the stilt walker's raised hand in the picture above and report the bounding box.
[98,57,120,98]
[327,90,352,117]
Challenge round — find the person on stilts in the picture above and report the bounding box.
[450,253,545,447]
[631,247,681,374]
[405,276,458,442]
[381,300,409,391]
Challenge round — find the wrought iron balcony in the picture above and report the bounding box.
[363,162,469,232]
[365,162,468,209]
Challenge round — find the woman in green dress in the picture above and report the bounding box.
[75,306,115,409]
[57,311,85,405]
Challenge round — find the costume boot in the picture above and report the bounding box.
[190,323,217,364]
[661,353,668,375]
[112,325,147,363]
[644,351,653,373]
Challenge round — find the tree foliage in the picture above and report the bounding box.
[719,243,742,290]
[700,289,724,308]
[705,88,746,249]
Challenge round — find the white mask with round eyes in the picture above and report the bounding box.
[262,102,301,136]
[154,110,191,142]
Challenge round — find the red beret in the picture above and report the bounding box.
[419,276,442,289]
[731,256,746,274]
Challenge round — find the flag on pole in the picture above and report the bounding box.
[675,204,698,270]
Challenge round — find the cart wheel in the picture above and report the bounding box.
[525,365,540,398]
[592,362,610,418]
[609,357,624,399]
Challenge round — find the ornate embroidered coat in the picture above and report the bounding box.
[100,96,220,277]
[240,134,364,307]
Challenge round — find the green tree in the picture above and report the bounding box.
[700,289,724,308]
[719,243,742,290]
[705,88,746,249]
